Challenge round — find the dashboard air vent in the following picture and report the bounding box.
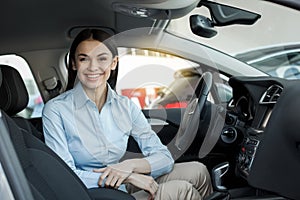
[260,84,283,104]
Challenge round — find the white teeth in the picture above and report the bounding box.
[87,74,100,78]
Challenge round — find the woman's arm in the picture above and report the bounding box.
[94,163,158,199]
[42,101,102,188]
[93,99,174,190]
[93,158,150,187]
[130,102,175,178]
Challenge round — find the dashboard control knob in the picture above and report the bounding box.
[221,127,237,144]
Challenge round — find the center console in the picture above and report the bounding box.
[237,137,260,178]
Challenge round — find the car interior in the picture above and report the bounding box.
[0,65,135,200]
[0,0,300,200]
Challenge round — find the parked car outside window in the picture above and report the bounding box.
[235,43,300,79]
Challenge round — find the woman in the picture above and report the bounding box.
[42,28,212,200]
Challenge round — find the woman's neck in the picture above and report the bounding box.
[84,84,107,112]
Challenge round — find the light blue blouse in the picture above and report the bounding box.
[42,82,174,189]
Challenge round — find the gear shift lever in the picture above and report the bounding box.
[212,162,229,192]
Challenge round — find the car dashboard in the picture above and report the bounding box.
[224,76,285,179]
[222,75,300,200]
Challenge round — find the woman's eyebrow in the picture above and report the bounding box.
[77,53,88,57]
[77,52,109,57]
[97,52,109,57]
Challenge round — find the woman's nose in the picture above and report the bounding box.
[88,60,101,71]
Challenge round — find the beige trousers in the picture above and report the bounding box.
[127,161,213,200]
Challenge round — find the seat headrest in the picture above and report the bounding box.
[0,65,29,116]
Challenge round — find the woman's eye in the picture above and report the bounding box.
[98,57,108,62]
[79,57,88,62]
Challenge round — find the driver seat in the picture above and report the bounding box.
[0,64,135,200]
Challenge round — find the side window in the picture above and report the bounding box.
[117,48,200,110]
[0,55,44,118]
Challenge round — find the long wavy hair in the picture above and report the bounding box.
[66,28,118,91]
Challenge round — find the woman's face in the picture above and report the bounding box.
[72,39,117,91]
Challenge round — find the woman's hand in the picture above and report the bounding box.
[93,162,133,189]
[93,161,158,199]
[126,173,158,200]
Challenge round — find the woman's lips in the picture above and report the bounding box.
[87,74,100,78]
[85,72,104,80]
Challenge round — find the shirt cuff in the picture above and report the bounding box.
[144,154,174,178]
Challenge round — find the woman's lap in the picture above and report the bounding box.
[129,161,213,200]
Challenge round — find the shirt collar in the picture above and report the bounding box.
[73,82,90,109]
[73,82,117,109]
[106,83,118,104]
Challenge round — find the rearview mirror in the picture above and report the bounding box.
[201,0,261,26]
[190,0,261,38]
[190,15,217,38]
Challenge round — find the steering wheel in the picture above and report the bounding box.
[168,71,224,160]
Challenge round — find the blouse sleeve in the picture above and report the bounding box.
[129,102,174,178]
[42,101,101,189]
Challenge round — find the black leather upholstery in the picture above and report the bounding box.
[0,65,44,140]
[0,65,29,116]
[2,110,135,200]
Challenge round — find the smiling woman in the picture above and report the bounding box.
[42,28,213,200]
[1,0,300,199]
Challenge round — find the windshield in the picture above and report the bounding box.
[166,0,300,79]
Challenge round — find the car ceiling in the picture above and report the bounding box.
[0,0,198,55]
[1,0,300,55]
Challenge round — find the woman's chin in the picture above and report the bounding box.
[83,81,105,90]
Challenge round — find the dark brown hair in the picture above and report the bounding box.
[66,28,118,90]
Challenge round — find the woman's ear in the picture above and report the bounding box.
[110,56,118,70]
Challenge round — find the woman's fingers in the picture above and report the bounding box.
[105,173,115,187]
[115,177,124,188]
[93,167,106,173]
[149,182,158,198]
[97,166,132,188]
[99,168,111,187]
[109,175,120,188]
[142,178,158,199]
[150,180,159,199]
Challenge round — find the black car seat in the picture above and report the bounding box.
[0,65,44,141]
[0,64,135,200]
